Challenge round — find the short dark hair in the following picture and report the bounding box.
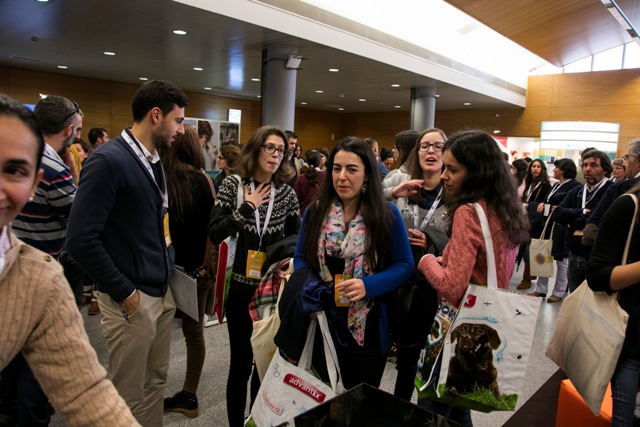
[34,95,78,135]
[582,149,614,178]
[394,129,420,165]
[88,127,107,145]
[0,93,45,172]
[553,158,577,180]
[131,80,188,122]
[380,147,394,161]
[284,130,298,141]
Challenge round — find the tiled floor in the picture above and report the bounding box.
[52,265,563,427]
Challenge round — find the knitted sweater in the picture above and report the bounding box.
[418,201,519,306]
[208,176,300,286]
[0,232,138,426]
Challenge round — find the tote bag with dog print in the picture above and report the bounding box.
[433,204,542,412]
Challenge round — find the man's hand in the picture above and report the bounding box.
[121,290,140,317]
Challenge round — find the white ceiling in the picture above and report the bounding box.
[0,0,529,113]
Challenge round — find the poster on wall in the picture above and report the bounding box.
[183,118,240,176]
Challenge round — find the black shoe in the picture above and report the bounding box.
[164,391,198,418]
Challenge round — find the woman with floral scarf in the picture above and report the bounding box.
[293,136,414,389]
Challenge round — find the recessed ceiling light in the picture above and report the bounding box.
[329,68,339,72]
[394,105,401,109]
[36,0,48,2]
[57,65,68,69]
[391,84,400,88]
[251,78,260,82]
[257,95,262,98]
[139,77,148,81]
[39,93,48,99]
[359,98,366,102]
[301,102,308,105]
[204,87,212,90]
[464,102,471,106]
[493,130,501,134]
[193,67,203,71]
[315,90,323,93]
[338,107,344,111]
[173,30,187,35]
[104,51,115,56]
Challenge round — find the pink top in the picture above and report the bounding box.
[418,200,519,306]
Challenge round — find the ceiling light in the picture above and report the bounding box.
[193,67,203,71]
[601,0,640,42]
[394,105,401,109]
[494,130,501,134]
[329,68,339,72]
[251,78,260,82]
[57,65,68,69]
[36,0,48,2]
[204,87,212,90]
[338,107,344,111]
[391,84,400,87]
[173,30,187,35]
[464,102,471,106]
[315,90,323,93]
[301,102,308,105]
[39,93,47,99]
[139,77,148,81]
[104,51,115,56]
[359,98,366,102]
[257,95,262,98]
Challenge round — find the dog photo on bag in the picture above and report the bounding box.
[445,323,501,398]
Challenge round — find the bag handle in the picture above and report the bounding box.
[230,174,244,209]
[473,203,498,290]
[622,193,639,266]
[539,212,555,240]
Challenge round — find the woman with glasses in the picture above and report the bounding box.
[213,143,242,192]
[383,128,449,401]
[208,126,300,427]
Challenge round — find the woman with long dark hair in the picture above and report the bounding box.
[294,150,326,216]
[511,159,528,199]
[417,130,529,426]
[517,159,552,290]
[208,126,300,427]
[161,126,215,418]
[294,136,414,389]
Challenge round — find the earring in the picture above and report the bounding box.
[29,195,34,202]
[361,182,368,194]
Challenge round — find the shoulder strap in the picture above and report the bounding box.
[230,174,243,209]
[472,203,498,290]
[622,193,639,266]
[201,170,216,199]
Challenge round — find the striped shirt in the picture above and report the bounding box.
[12,144,76,255]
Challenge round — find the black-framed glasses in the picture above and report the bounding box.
[418,142,445,152]
[262,144,285,156]
[62,101,79,124]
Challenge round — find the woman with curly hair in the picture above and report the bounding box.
[517,159,551,290]
[294,150,326,216]
[417,130,529,426]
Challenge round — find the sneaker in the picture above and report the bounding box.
[547,295,562,303]
[164,391,198,418]
[88,301,100,316]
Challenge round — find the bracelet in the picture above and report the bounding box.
[246,201,256,210]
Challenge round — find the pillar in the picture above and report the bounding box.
[261,46,297,130]
[411,87,437,131]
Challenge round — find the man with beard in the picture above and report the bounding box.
[66,80,187,427]
[3,95,81,426]
[554,149,612,293]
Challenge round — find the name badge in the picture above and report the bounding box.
[334,274,350,307]
[246,250,267,279]
[544,204,551,216]
[163,213,172,247]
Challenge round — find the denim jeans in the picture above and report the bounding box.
[611,354,640,427]
[567,253,587,293]
[534,258,569,297]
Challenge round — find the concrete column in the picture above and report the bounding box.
[261,46,297,130]
[411,87,437,131]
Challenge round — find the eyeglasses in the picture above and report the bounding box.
[624,154,637,162]
[418,142,445,152]
[262,145,285,156]
[62,101,79,124]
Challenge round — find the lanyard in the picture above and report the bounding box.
[121,129,169,209]
[581,179,607,209]
[525,181,541,202]
[412,187,443,231]
[250,180,275,250]
[546,179,571,203]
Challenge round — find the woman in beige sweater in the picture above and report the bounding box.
[0,93,139,426]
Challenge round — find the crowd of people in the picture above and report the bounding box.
[1,79,639,427]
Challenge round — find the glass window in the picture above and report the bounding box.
[593,45,623,71]
[564,56,592,73]
[623,42,640,69]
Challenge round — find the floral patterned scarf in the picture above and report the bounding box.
[317,201,373,346]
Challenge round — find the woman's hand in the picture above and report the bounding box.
[335,278,366,302]
[536,203,544,213]
[408,228,428,249]
[391,179,424,199]
[244,182,272,209]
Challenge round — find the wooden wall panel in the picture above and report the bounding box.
[340,111,411,149]
[294,108,342,153]
[0,67,9,94]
